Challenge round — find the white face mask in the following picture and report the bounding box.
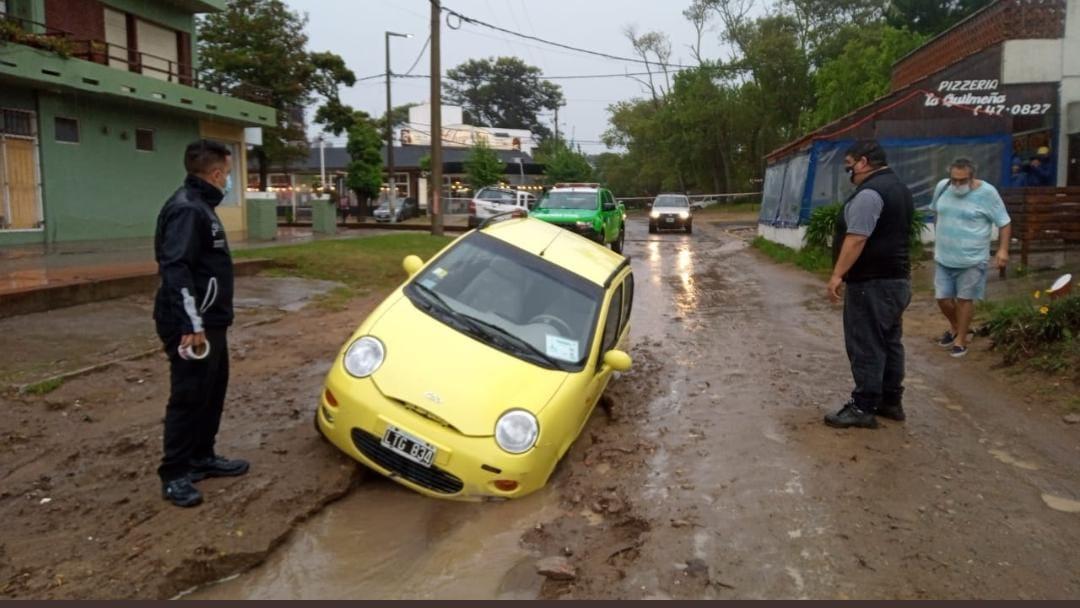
[951,185,971,197]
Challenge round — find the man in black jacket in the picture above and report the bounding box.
[825,140,915,429]
[154,140,249,507]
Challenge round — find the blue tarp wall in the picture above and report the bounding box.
[759,135,1011,227]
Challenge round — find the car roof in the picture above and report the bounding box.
[481,218,626,286]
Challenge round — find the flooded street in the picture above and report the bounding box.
[192,217,1080,600]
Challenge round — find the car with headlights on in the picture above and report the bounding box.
[530,184,626,254]
[315,215,635,500]
[649,193,693,234]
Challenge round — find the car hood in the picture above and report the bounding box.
[368,295,569,436]
[531,208,596,223]
[653,206,690,214]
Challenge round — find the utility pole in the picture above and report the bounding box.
[553,105,559,149]
[317,134,326,192]
[385,31,411,219]
[430,0,444,236]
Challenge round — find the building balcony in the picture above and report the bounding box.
[0,15,275,128]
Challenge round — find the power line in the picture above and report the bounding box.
[437,2,735,72]
[358,71,690,82]
[403,35,431,76]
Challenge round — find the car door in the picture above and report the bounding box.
[582,279,626,426]
[601,190,619,241]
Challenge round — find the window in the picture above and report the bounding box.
[54,117,79,143]
[620,274,634,336]
[103,8,128,70]
[600,284,624,358]
[135,128,154,152]
[136,19,179,81]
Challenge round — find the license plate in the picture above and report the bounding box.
[381,426,436,467]
[665,217,675,223]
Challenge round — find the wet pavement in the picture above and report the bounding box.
[187,217,1080,600]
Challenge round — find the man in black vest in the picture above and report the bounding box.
[825,140,914,429]
[154,140,250,507]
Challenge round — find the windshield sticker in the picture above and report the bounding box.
[419,278,438,289]
[546,335,580,362]
[432,267,448,279]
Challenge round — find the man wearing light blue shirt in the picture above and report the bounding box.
[931,158,1012,358]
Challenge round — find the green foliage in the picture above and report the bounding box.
[804,203,843,250]
[376,103,420,144]
[0,19,74,57]
[23,377,63,396]
[752,237,833,275]
[886,0,995,36]
[345,113,383,204]
[199,0,354,171]
[464,140,505,190]
[542,142,594,185]
[444,57,563,139]
[804,25,925,129]
[982,295,1080,377]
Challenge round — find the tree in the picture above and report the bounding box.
[199,0,354,188]
[465,139,505,190]
[310,51,358,136]
[376,103,420,145]
[886,0,994,36]
[803,25,926,129]
[543,142,594,185]
[345,113,383,206]
[444,57,564,139]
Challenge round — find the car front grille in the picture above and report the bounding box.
[351,428,464,495]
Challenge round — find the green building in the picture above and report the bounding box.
[0,0,276,248]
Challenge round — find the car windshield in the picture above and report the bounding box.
[405,233,602,371]
[654,195,689,208]
[538,191,597,210]
[477,188,516,203]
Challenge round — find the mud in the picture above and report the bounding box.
[4,220,1080,599]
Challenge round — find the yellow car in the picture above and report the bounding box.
[316,216,634,500]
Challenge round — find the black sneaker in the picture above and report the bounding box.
[189,456,250,481]
[936,331,956,348]
[824,401,879,429]
[950,345,969,358]
[876,403,906,421]
[162,477,203,508]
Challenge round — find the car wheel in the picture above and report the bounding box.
[612,228,625,254]
[648,223,657,234]
[686,223,693,235]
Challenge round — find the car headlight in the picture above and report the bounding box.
[343,336,385,378]
[575,221,592,229]
[650,211,660,219]
[679,211,690,219]
[495,410,539,454]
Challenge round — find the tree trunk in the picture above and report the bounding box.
[256,148,269,192]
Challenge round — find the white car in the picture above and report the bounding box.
[468,187,536,228]
[649,193,693,234]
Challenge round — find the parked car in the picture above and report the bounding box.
[315,216,635,500]
[649,193,693,234]
[468,187,536,228]
[530,183,626,254]
[374,198,421,223]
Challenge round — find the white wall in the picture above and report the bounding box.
[757,224,807,250]
[1002,39,1064,84]
[1060,0,1080,185]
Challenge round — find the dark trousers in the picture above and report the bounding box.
[843,279,911,411]
[157,327,229,482]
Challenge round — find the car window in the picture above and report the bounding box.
[654,195,689,208]
[538,191,597,210]
[478,188,515,203]
[600,284,623,358]
[620,273,634,336]
[407,233,603,371]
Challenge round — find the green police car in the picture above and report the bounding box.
[530,184,626,254]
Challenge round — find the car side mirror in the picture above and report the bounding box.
[602,202,616,212]
[402,255,424,276]
[603,350,632,372]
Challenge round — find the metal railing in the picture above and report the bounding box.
[1,15,271,104]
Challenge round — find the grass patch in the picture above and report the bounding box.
[751,237,833,275]
[235,234,454,302]
[979,293,1080,382]
[24,377,63,395]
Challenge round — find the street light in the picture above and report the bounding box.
[385,31,412,219]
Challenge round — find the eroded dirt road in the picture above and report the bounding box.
[4,219,1079,599]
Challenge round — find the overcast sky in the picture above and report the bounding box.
[283,0,740,152]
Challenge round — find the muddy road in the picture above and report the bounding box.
[4,219,1079,599]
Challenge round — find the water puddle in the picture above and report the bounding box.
[189,481,560,600]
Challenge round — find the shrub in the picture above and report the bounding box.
[983,292,1080,367]
[804,202,929,253]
